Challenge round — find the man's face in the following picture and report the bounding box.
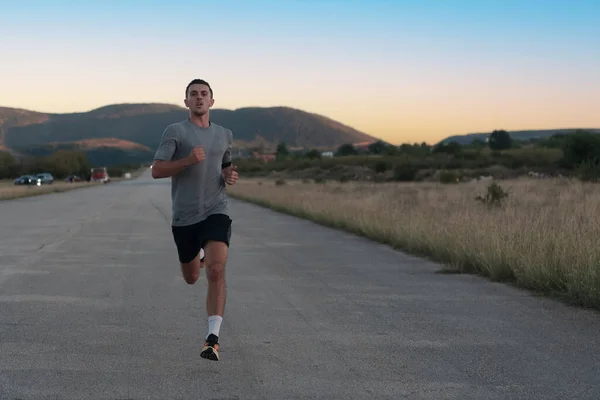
[184,84,214,116]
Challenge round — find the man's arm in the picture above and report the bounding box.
[152,158,196,179]
[222,129,233,170]
[221,129,238,185]
[151,125,193,179]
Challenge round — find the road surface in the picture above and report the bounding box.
[1,169,599,400]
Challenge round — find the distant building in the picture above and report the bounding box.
[231,148,251,158]
[252,151,276,162]
[353,141,377,148]
[321,151,334,157]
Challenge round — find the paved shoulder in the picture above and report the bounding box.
[1,171,599,399]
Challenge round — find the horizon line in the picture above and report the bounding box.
[1,102,599,145]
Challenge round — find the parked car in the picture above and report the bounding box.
[35,173,54,184]
[13,175,39,185]
[90,167,110,183]
[64,175,84,183]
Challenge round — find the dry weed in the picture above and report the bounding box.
[0,181,100,200]
[228,178,600,309]
[0,168,145,201]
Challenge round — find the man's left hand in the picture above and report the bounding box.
[223,165,238,185]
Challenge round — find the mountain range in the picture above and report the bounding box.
[0,103,379,166]
[1,102,599,167]
[439,128,600,145]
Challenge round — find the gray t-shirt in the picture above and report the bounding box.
[153,119,233,227]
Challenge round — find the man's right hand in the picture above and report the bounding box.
[187,146,206,164]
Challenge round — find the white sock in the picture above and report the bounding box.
[207,315,222,338]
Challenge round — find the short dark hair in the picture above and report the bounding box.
[186,79,213,98]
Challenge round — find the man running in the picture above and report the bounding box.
[151,78,238,361]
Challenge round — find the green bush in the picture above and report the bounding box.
[475,182,510,208]
[561,130,600,168]
[373,160,391,173]
[576,159,600,182]
[231,137,596,183]
[439,170,459,184]
[393,163,418,181]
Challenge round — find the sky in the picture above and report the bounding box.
[1,0,599,144]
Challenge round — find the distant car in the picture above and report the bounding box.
[64,175,84,183]
[35,173,54,184]
[90,167,110,183]
[13,175,38,185]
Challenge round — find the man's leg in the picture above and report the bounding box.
[180,252,202,285]
[200,240,229,361]
[204,240,228,318]
[172,224,203,285]
[199,214,231,361]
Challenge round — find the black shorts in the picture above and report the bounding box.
[171,214,232,264]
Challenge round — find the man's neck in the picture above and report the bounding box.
[189,113,211,128]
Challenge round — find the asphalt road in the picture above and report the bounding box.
[1,169,599,400]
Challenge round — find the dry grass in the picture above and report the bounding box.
[0,167,146,200]
[227,178,600,310]
[0,181,101,200]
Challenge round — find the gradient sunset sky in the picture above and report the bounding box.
[1,0,599,144]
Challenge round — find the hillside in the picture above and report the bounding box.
[0,104,378,160]
[440,128,600,145]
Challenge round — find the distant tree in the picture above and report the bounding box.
[561,130,600,167]
[276,142,289,160]
[336,143,357,156]
[396,142,430,157]
[432,141,461,154]
[367,141,386,155]
[398,144,413,153]
[20,150,91,179]
[488,130,512,150]
[0,151,19,179]
[386,146,399,156]
[304,149,321,160]
[539,134,569,149]
[367,140,398,156]
[471,139,486,149]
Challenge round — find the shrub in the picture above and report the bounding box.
[561,130,600,168]
[576,160,600,182]
[488,129,513,150]
[393,163,418,181]
[475,182,510,207]
[373,160,391,174]
[439,170,459,184]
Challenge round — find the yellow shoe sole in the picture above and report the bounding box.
[200,344,220,361]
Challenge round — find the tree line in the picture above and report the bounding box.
[2,129,599,182]
[240,129,600,182]
[0,150,142,181]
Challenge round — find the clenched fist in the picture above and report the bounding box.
[222,165,238,185]
[187,146,206,164]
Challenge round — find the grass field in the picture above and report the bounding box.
[0,180,102,200]
[227,177,600,310]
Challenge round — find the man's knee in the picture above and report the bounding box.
[181,257,201,284]
[206,262,225,284]
[183,271,200,285]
